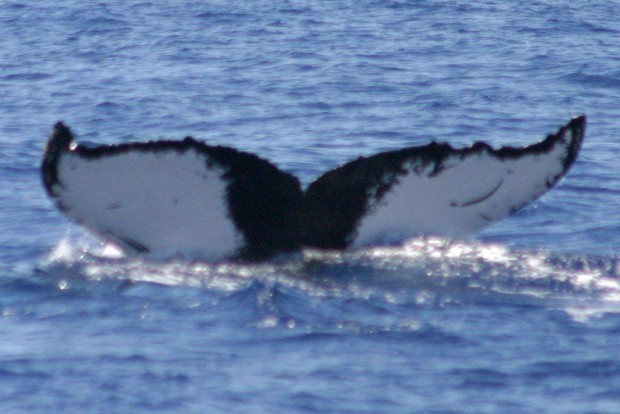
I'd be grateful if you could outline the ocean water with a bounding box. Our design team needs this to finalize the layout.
[2,1,620,412]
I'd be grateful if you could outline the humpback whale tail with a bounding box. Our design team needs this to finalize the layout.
[42,115,586,261]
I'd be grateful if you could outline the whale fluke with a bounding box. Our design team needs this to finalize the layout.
[42,123,303,260]
[42,116,585,260]
[303,115,585,248]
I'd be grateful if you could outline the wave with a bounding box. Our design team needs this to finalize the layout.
[37,236,620,316]
[1,72,53,82]
[558,65,620,89]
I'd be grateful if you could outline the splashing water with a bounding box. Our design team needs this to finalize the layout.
[38,235,620,322]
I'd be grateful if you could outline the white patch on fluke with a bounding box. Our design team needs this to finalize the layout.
[54,148,242,259]
[352,128,574,247]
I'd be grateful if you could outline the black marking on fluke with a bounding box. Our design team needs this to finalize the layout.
[42,115,586,261]
[450,180,504,208]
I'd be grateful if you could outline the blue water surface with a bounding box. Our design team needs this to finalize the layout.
[2,1,620,412]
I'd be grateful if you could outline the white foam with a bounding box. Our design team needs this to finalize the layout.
[352,131,571,247]
[54,147,243,260]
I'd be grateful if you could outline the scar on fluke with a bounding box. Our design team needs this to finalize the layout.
[42,115,586,261]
